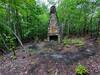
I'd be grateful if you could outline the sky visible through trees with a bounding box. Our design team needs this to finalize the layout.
[36,0,60,8]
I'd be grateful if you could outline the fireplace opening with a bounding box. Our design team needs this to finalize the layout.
[49,35,58,41]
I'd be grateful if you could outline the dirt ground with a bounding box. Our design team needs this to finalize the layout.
[0,38,100,75]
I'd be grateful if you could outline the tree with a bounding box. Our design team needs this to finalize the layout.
[57,0,100,38]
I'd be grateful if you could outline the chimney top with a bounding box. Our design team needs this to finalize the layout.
[50,6,56,14]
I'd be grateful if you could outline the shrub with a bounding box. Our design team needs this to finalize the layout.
[75,63,88,75]
[5,35,16,51]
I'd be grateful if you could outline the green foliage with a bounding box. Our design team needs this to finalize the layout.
[0,37,3,47]
[57,0,100,36]
[6,35,16,51]
[75,63,88,75]
[0,0,49,52]
[63,38,85,47]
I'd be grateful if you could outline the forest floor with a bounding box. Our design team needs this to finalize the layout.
[0,37,100,75]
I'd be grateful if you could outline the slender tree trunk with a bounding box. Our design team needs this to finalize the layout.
[90,15,93,38]
[15,9,22,40]
[12,31,25,50]
[95,19,100,40]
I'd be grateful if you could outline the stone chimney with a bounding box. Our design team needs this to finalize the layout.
[48,6,61,42]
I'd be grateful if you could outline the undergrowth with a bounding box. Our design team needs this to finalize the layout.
[75,63,88,75]
[63,38,85,47]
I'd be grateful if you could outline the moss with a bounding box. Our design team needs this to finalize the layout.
[28,49,41,55]
[31,61,38,65]
[0,55,3,60]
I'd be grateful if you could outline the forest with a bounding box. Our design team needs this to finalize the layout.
[0,0,100,75]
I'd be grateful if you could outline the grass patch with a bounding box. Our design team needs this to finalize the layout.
[28,49,41,55]
[63,38,85,47]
